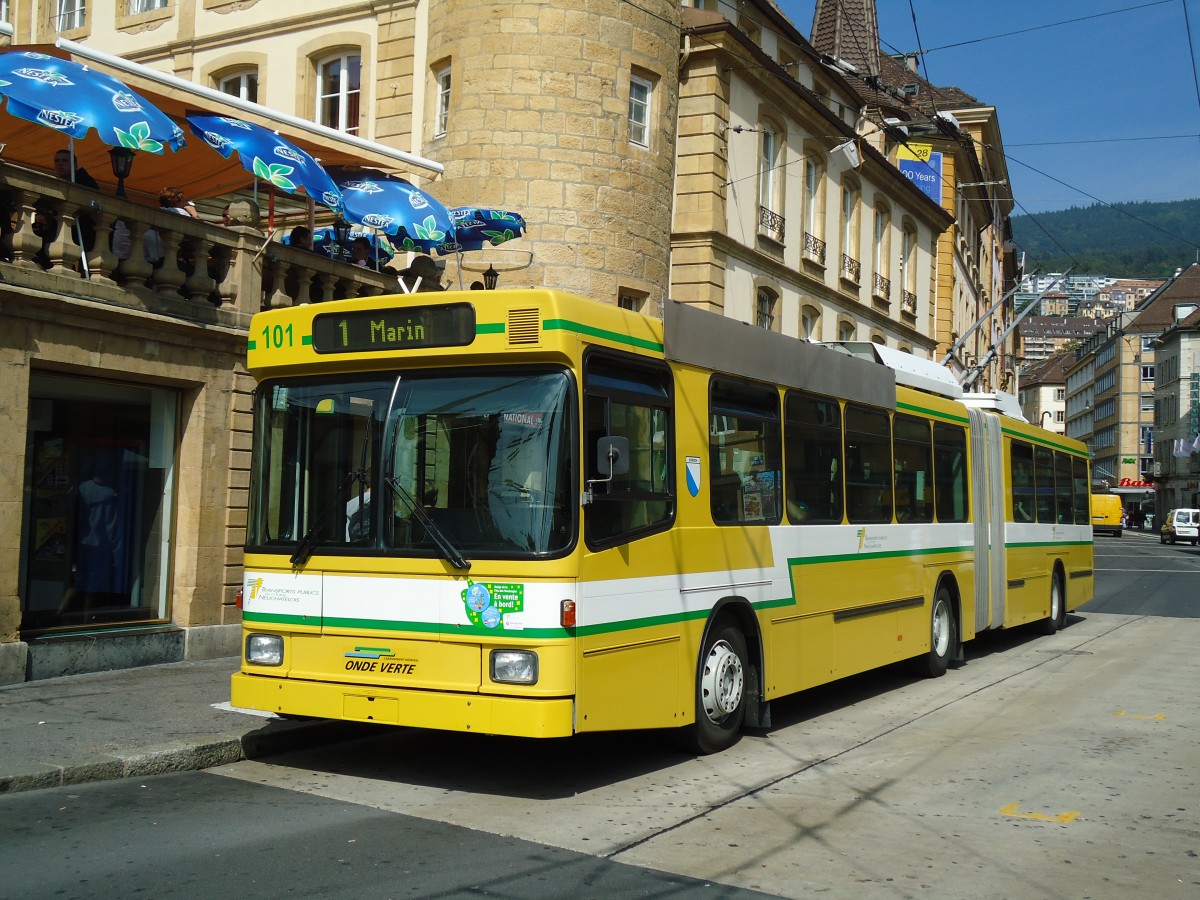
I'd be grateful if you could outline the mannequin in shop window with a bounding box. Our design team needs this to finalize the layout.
[57,463,122,618]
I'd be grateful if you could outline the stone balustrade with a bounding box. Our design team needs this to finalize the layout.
[0,161,401,328]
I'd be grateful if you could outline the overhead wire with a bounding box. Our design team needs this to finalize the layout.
[912,0,1176,55]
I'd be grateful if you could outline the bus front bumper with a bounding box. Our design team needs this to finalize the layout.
[230,672,575,738]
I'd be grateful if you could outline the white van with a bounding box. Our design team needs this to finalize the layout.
[1160,508,1200,545]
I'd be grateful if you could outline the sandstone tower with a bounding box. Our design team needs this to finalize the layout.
[423,0,680,310]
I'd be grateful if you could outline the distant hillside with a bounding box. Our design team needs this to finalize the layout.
[1010,198,1200,279]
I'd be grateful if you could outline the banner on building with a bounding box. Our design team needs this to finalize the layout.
[897,143,943,205]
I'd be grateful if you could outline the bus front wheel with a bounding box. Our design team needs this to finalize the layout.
[681,621,747,754]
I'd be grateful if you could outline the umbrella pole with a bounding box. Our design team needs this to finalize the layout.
[68,139,90,278]
[456,252,464,290]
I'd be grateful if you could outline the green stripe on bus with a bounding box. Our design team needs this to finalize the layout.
[243,610,570,639]
[543,318,664,352]
[790,544,970,566]
[477,322,506,334]
[302,334,312,345]
[1000,426,1086,455]
[247,339,257,350]
[895,400,969,424]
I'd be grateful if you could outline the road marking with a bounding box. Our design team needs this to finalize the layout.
[1113,710,1166,720]
[998,803,1081,823]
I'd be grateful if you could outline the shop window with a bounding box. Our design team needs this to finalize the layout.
[21,375,177,631]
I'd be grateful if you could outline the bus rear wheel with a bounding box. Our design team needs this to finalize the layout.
[1038,573,1064,635]
[681,621,747,755]
[915,587,954,678]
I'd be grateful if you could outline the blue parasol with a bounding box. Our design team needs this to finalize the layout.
[444,207,526,254]
[0,50,184,153]
[331,169,455,255]
[185,114,342,213]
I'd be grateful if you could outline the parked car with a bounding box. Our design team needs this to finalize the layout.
[1091,493,1124,538]
[1160,508,1200,545]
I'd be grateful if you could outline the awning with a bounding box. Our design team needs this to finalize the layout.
[2,40,442,205]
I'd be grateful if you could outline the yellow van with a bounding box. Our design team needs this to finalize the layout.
[1091,493,1124,537]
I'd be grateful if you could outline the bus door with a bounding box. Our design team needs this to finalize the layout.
[967,408,1006,632]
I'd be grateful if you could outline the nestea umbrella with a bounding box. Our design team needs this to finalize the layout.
[333,169,455,254]
[445,207,526,254]
[0,50,184,152]
[186,114,342,212]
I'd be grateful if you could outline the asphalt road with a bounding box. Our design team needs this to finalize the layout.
[3,532,1197,899]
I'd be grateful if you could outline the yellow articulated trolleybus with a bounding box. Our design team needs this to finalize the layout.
[231,289,1094,753]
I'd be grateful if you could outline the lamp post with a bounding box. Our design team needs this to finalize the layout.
[108,147,135,198]
[483,264,499,290]
[332,217,351,260]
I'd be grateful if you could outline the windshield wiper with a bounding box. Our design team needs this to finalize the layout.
[290,466,366,567]
[386,476,471,571]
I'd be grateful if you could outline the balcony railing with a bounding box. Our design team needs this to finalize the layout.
[902,290,918,315]
[802,231,825,265]
[873,272,891,301]
[840,253,860,284]
[758,205,785,243]
[1,161,398,328]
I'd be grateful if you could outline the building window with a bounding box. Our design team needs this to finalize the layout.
[21,374,178,631]
[838,320,855,342]
[840,180,860,283]
[618,288,647,312]
[758,121,784,242]
[802,152,826,261]
[629,74,652,148]
[127,0,167,12]
[434,65,451,137]
[800,304,820,340]
[316,52,361,134]
[1141,364,1155,382]
[218,69,259,104]
[873,204,891,299]
[55,0,85,30]
[756,286,777,331]
[1055,388,1065,401]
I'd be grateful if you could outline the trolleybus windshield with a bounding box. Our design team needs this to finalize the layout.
[247,369,576,559]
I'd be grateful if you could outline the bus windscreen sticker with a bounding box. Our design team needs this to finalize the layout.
[462,580,525,629]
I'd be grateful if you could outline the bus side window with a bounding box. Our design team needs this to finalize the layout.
[784,391,843,523]
[1034,446,1056,523]
[709,378,781,525]
[1010,440,1034,522]
[893,414,933,523]
[583,355,674,548]
[845,404,892,524]
[933,422,969,522]
[1071,455,1090,524]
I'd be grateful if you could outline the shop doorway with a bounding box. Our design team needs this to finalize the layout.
[20,375,178,631]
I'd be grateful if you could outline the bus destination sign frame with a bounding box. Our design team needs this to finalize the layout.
[312,303,476,354]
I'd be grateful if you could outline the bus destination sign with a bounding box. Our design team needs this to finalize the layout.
[311,304,476,354]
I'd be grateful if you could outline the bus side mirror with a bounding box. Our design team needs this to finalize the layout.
[597,436,629,477]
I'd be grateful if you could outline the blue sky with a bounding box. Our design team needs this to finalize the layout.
[777,1,1200,215]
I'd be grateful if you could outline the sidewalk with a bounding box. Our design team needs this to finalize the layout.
[0,657,369,794]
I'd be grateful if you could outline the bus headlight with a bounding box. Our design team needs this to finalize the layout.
[490,649,538,685]
[245,633,284,667]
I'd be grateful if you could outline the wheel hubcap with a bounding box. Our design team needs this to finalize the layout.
[1051,580,1062,620]
[932,600,950,656]
[701,640,744,724]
